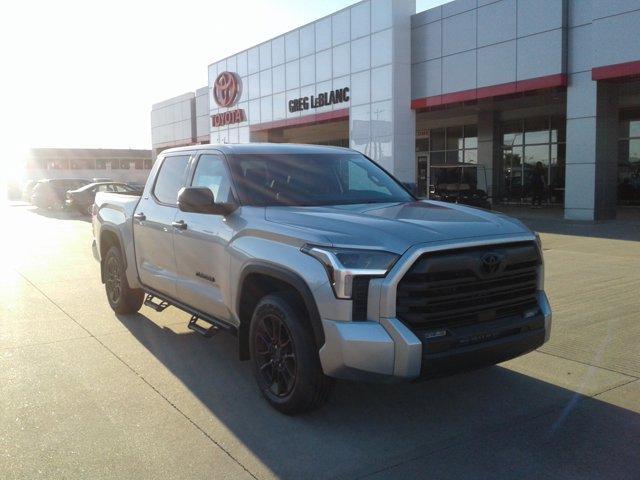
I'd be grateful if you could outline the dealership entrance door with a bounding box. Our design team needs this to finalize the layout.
[251,118,349,147]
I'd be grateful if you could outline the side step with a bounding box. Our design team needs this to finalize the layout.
[188,315,219,338]
[144,294,171,312]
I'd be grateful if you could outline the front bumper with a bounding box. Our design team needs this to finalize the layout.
[319,290,551,382]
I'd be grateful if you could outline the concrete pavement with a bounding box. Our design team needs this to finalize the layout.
[1,204,639,479]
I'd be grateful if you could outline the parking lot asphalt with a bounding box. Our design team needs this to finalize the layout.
[1,204,639,480]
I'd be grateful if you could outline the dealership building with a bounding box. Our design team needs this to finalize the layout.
[151,0,640,220]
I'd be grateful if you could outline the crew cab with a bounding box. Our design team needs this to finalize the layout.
[92,144,551,414]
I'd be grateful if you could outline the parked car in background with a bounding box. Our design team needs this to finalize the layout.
[31,178,91,210]
[66,182,142,215]
[21,180,39,203]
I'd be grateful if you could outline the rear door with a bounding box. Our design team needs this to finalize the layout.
[172,151,237,322]
[133,153,191,298]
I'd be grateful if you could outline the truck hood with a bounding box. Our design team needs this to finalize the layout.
[265,201,531,254]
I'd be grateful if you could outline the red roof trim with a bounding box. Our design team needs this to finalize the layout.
[249,108,349,132]
[411,73,567,111]
[592,60,640,81]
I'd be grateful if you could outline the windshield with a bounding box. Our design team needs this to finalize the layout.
[227,153,413,206]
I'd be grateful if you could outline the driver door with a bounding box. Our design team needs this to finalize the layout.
[173,152,237,322]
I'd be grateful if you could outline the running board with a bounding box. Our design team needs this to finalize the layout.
[188,315,219,338]
[144,294,171,312]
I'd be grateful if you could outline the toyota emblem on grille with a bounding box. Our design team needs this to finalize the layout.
[480,252,502,275]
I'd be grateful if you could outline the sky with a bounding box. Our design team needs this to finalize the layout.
[2,0,443,155]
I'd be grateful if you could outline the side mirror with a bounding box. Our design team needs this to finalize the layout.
[177,187,236,215]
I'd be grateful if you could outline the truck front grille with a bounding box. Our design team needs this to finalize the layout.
[396,242,540,330]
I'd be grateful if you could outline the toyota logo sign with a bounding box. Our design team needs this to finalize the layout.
[213,71,241,107]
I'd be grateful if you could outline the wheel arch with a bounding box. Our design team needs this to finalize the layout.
[99,226,126,284]
[236,262,325,361]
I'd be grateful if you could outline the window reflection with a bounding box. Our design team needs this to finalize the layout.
[618,110,640,205]
[415,124,479,197]
[498,116,566,205]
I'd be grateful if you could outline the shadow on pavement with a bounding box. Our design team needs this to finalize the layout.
[27,206,91,223]
[495,205,640,242]
[115,312,640,480]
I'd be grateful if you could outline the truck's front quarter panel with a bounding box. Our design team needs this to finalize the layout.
[93,195,142,290]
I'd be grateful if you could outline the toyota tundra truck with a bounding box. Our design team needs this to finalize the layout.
[92,143,551,414]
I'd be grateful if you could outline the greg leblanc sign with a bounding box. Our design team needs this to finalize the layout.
[288,87,350,113]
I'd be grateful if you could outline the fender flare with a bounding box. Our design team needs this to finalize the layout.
[98,225,127,283]
[237,262,326,353]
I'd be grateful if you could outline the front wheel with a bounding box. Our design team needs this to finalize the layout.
[104,246,144,314]
[250,293,333,414]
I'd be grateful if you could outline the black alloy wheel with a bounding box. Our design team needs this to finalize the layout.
[105,254,122,305]
[249,293,333,414]
[254,314,297,397]
[103,246,144,314]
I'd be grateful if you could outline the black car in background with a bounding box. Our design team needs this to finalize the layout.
[31,178,91,209]
[66,182,142,215]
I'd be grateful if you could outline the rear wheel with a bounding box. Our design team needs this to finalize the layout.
[104,246,144,314]
[250,293,333,414]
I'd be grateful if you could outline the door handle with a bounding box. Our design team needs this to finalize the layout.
[133,212,146,221]
[172,220,188,230]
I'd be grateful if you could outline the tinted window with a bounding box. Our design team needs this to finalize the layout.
[153,155,190,204]
[191,154,233,203]
[228,153,412,206]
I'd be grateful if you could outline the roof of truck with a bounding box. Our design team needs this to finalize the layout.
[161,143,352,156]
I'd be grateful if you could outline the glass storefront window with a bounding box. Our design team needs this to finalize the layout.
[446,126,463,150]
[416,137,430,152]
[550,117,566,143]
[430,151,445,165]
[464,125,478,149]
[524,118,550,145]
[415,124,480,197]
[446,151,459,164]
[430,128,445,151]
[464,149,478,164]
[498,116,565,205]
[618,110,640,205]
[502,121,523,146]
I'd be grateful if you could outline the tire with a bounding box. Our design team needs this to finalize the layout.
[249,293,333,415]
[103,246,144,314]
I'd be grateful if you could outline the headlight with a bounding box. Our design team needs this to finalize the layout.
[301,245,399,299]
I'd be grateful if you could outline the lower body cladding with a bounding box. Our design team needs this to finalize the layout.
[319,291,551,382]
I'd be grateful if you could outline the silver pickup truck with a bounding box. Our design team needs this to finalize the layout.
[92,143,551,414]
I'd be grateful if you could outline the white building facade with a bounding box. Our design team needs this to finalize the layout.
[152,0,640,221]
